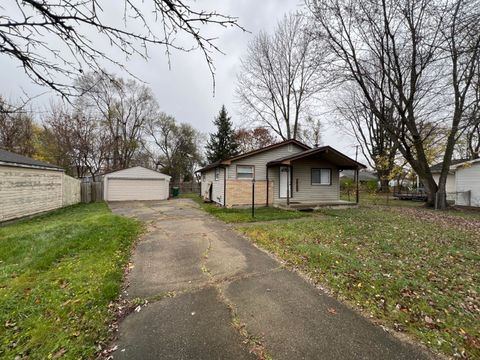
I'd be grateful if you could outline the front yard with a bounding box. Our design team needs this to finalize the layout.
[238,206,480,358]
[0,203,141,359]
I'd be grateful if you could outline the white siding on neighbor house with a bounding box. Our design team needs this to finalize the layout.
[104,166,171,201]
[455,162,480,207]
[227,143,305,180]
[0,165,64,222]
[200,167,225,205]
[432,173,456,193]
[271,158,340,204]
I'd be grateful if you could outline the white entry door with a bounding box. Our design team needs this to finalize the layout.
[279,166,290,198]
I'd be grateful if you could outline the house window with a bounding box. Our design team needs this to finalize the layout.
[202,173,206,182]
[215,168,220,181]
[236,165,254,180]
[311,168,331,185]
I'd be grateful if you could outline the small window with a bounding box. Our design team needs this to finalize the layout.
[215,168,220,181]
[236,165,254,179]
[312,168,331,185]
[202,173,206,182]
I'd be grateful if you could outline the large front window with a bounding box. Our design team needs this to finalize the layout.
[311,168,331,185]
[236,165,254,179]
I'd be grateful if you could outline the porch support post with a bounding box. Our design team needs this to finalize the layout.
[355,167,359,204]
[266,166,269,207]
[286,165,290,206]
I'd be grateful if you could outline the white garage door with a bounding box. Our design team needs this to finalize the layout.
[106,178,168,201]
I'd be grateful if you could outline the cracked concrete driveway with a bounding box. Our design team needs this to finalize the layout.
[109,199,432,360]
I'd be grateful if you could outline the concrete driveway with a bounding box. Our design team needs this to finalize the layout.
[109,199,432,360]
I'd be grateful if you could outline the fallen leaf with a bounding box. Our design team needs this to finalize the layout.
[52,348,67,359]
[327,308,337,315]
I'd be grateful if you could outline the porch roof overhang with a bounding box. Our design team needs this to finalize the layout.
[266,146,367,170]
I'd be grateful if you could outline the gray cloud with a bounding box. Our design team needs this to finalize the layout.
[0,0,361,161]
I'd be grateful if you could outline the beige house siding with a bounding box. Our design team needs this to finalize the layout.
[227,143,305,180]
[200,167,225,205]
[455,162,480,207]
[63,175,81,206]
[271,158,340,205]
[0,165,64,222]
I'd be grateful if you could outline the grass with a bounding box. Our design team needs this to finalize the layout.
[239,206,480,358]
[179,193,311,223]
[0,203,141,359]
[341,191,425,207]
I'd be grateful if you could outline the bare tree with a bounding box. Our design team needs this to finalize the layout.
[308,0,480,208]
[76,72,158,170]
[145,112,202,183]
[335,87,399,192]
[44,103,109,178]
[298,115,323,147]
[0,97,35,156]
[236,12,325,140]
[1,0,244,96]
[235,127,276,153]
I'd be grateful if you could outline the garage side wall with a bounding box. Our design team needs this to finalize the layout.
[0,165,63,222]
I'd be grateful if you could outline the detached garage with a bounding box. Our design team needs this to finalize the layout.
[104,166,171,201]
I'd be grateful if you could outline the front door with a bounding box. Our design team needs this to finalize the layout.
[279,166,290,198]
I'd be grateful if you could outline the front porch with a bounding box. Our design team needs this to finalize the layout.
[266,146,366,208]
[276,200,358,211]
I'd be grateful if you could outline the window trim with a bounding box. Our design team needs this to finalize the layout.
[235,164,255,180]
[311,168,332,186]
[214,167,220,181]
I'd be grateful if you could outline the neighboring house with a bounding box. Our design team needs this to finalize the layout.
[0,149,80,222]
[197,139,365,208]
[103,166,171,201]
[430,158,480,207]
[340,169,377,182]
[430,159,468,194]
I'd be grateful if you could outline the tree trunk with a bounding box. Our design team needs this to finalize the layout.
[379,178,389,193]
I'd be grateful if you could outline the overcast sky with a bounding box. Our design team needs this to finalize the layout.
[0,0,360,160]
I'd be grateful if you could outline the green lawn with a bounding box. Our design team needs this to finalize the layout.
[179,193,311,223]
[239,206,480,359]
[0,203,141,359]
[341,191,425,207]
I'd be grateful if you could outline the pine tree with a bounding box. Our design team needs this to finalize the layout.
[206,105,239,163]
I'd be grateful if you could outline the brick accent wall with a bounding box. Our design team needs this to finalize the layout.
[226,180,272,207]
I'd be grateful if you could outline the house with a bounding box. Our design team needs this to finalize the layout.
[103,166,171,201]
[197,139,366,208]
[430,158,480,207]
[0,148,80,222]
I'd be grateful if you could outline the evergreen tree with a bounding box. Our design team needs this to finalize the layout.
[206,105,239,162]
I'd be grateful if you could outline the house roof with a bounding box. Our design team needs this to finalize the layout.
[196,139,310,173]
[0,148,63,171]
[430,158,470,173]
[267,146,366,169]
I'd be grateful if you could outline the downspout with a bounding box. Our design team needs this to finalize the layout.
[224,167,227,207]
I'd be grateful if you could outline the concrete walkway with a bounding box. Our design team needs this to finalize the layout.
[109,199,432,360]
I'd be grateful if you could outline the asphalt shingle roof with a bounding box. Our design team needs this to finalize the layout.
[0,148,63,170]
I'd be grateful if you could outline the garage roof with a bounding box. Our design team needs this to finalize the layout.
[0,148,63,171]
[104,166,171,180]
